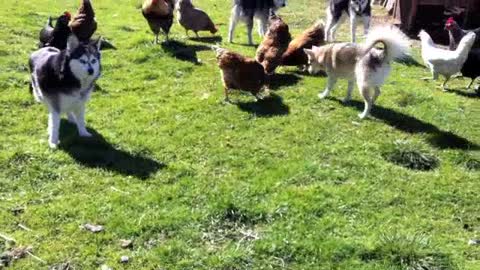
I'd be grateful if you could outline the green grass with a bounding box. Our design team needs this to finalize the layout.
[1,0,479,269]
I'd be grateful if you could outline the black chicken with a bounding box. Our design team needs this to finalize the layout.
[445,17,480,89]
[38,12,72,50]
[460,49,480,89]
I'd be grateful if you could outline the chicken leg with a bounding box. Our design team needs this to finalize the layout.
[466,78,475,89]
[442,76,451,90]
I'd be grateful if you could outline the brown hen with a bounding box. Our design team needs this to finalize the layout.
[256,14,291,75]
[282,21,325,67]
[214,46,268,102]
[69,0,97,42]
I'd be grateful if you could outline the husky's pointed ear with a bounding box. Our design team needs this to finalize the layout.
[304,49,315,60]
[94,36,102,51]
[66,35,80,53]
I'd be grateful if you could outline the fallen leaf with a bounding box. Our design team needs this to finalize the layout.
[49,262,73,270]
[100,264,112,270]
[468,239,480,246]
[10,246,32,259]
[120,239,133,249]
[120,255,129,263]
[81,224,104,233]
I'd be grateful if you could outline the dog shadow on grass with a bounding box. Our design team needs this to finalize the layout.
[268,73,302,90]
[236,93,290,117]
[59,121,166,179]
[161,40,211,64]
[332,99,479,150]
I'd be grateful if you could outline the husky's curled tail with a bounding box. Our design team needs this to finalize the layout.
[360,25,411,63]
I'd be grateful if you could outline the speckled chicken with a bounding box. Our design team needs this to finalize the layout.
[256,14,291,74]
[142,0,175,44]
[69,0,97,41]
[176,0,217,37]
[213,46,268,102]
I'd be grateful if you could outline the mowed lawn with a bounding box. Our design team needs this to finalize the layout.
[1,0,479,269]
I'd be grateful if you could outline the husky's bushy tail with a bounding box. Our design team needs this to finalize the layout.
[362,25,411,63]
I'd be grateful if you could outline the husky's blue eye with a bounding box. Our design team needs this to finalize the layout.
[91,59,97,64]
[80,59,87,64]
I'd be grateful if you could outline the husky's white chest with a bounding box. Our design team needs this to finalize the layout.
[57,87,93,113]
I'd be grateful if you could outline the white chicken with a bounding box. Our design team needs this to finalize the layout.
[418,30,476,89]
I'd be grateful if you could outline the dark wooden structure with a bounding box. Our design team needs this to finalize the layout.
[386,0,480,33]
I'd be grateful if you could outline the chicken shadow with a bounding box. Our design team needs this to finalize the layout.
[268,73,302,90]
[161,40,211,64]
[236,93,290,117]
[189,36,222,43]
[332,99,479,150]
[444,88,480,99]
[288,69,327,77]
[58,121,166,179]
[393,54,424,67]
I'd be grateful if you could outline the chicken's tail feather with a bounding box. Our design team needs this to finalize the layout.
[46,16,53,27]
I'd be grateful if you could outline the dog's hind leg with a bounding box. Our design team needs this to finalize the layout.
[319,76,337,99]
[362,15,370,37]
[257,15,268,37]
[325,7,337,42]
[349,11,358,43]
[73,104,92,137]
[48,111,61,148]
[228,7,239,43]
[372,86,381,103]
[358,86,372,119]
[67,112,76,124]
[343,80,354,103]
[246,19,254,45]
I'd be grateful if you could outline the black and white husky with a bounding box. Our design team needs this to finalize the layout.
[29,35,102,148]
[325,0,371,43]
[228,0,287,45]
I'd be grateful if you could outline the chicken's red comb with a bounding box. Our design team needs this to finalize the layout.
[446,17,455,23]
[64,11,71,18]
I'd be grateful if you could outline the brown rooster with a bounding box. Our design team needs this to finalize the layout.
[256,14,292,75]
[281,20,325,68]
[213,46,268,102]
[142,0,175,44]
[69,0,97,42]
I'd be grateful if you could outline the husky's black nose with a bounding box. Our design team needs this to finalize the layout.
[87,68,94,75]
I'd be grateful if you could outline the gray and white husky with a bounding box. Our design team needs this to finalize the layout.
[228,0,287,45]
[29,35,102,148]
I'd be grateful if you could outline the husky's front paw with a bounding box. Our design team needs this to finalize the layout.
[79,131,93,137]
[342,97,351,103]
[358,113,368,119]
[49,140,59,149]
[318,92,329,99]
